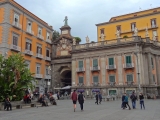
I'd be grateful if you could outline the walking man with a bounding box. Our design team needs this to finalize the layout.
[121,93,126,108]
[139,93,145,109]
[78,92,85,111]
[71,90,77,112]
[130,91,137,109]
[123,93,131,110]
[95,92,99,105]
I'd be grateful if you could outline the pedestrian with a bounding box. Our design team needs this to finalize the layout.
[95,92,99,105]
[99,92,102,104]
[130,91,137,109]
[78,92,85,111]
[123,93,131,110]
[71,90,78,112]
[121,93,126,108]
[139,93,145,110]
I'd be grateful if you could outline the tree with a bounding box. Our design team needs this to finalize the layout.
[0,53,35,102]
[123,35,128,38]
[52,30,60,41]
[74,37,81,43]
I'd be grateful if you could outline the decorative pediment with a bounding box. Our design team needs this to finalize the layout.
[57,38,72,51]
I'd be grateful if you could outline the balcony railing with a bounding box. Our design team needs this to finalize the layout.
[90,66,100,71]
[46,39,52,44]
[92,82,99,86]
[35,74,43,78]
[36,53,43,59]
[151,24,158,28]
[26,28,34,36]
[109,82,116,86]
[45,75,51,79]
[10,44,21,52]
[76,68,85,72]
[12,22,22,29]
[24,50,33,56]
[106,65,116,70]
[77,83,84,86]
[126,81,134,85]
[37,34,44,40]
[45,56,51,61]
[123,63,134,69]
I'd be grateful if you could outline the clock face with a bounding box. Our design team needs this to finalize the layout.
[62,30,68,34]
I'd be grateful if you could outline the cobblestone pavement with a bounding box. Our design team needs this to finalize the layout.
[0,99,160,120]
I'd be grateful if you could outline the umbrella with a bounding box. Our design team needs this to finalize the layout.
[61,85,71,89]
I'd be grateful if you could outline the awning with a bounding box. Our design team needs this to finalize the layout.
[77,89,85,92]
[92,89,100,92]
[54,87,62,90]
[61,85,71,90]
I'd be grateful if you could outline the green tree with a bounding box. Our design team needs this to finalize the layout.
[0,53,35,102]
[52,30,60,41]
[74,37,81,43]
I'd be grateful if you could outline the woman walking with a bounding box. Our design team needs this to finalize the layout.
[139,93,145,110]
[71,90,78,112]
[78,92,85,111]
[123,93,131,110]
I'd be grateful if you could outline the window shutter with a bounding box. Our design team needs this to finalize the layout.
[40,48,42,54]
[109,58,114,65]
[93,59,98,67]
[93,76,98,83]
[30,43,32,50]
[79,77,83,83]
[37,47,39,53]
[79,61,83,68]
[109,76,115,82]
[126,56,131,64]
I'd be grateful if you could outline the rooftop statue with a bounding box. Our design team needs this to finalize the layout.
[116,30,120,38]
[73,38,76,45]
[134,27,138,36]
[145,27,149,37]
[63,16,68,26]
[86,36,90,43]
[100,33,105,41]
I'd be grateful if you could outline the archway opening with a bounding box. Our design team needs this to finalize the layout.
[61,70,71,87]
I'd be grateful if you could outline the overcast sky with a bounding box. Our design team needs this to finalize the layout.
[15,0,160,43]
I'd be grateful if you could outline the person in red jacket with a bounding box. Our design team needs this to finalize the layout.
[71,90,77,112]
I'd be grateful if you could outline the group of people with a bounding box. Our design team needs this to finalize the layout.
[121,92,145,110]
[23,94,32,104]
[95,92,102,105]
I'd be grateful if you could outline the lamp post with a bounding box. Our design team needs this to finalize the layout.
[134,44,141,93]
[48,66,51,92]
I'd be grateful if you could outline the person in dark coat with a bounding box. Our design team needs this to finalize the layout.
[95,92,99,105]
[99,92,102,104]
[4,97,12,111]
[71,90,77,112]
[130,91,137,109]
[122,93,126,108]
[139,93,145,109]
[78,92,85,111]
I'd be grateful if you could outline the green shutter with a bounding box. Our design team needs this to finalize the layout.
[109,75,115,82]
[79,61,83,68]
[109,58,114,65]
[93,59,98,67]
[126,56,131,64]
[93,76,98,83]
[79,77,83,83]
[127,74,133,82]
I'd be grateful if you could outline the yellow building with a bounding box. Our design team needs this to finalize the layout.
[0,0,53,94]
[96,7,160,41]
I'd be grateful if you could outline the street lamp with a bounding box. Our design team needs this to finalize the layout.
[47,66,51,92]
[134,43,141,93]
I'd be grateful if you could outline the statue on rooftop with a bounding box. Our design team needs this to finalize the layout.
[86,36,90,43]
[73,38,76,45]
[100,33,105,41]
[145,27,149,37]
[116,30,120,38]
[133,27,138,36]
[63,16,68,26]
[153,34,157,41]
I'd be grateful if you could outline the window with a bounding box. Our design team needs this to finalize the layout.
[79,77,84,83]
[109,58,114,65]
[127,74,133,82]
[151,57,154,69]
[14,13,19,23]
[13,36,18,46]
[152,30,157,37]
[36,64,41,74]
[109,75,115,83]
[93,76,99,83]
[126,56,132,64]
[151,19,156,28]
[27,21,32,31]
[116,25,121,31]
[25,61,30,69]
[37,46,42,54]
[93,59,98,67]
[131,23,136,31]
[25,42,32,50]
[100,29,104,34]
[109,90,116,95]
[78,61,83,68]
[46,49,50,57]
[47,32,50,39]
[38,27,42,35]
[46,66,49,75]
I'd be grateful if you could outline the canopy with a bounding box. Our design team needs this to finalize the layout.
[61,85,71,90]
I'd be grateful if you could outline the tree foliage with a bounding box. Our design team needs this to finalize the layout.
[74,37,81,43]
[52,30,60,41]
[0,53,35,102]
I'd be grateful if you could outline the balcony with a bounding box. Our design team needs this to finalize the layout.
[35,74,43,78]
[10,44,21,52]
[45,75,51,79]
[46,39,52,44]
[90,66,100,71]
[24,50,33,56]
[12,22,22,29]
[37,34,44,40]
[108,82,116,86]
[151,24,158,28]
[106,65,116,70]
[26,28,34,36]
[123,63,134,69]
[77,83,84,86]
[76,68,85,72]
[126,81,134,86]
[45,56,51,61]
[92,82,99,86]
[36,53,43,59]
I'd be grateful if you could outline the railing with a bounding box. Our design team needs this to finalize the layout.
[77,83,84,86]
[90,66,100,71]
[45,56,51,61]
[106,65,116,70]
[36,54,43,59]
[92,82,99,86]
[26,28,34,35]
[126,81,134,85]
[46,39,52,44]
[123,63,134,69]
[76,68,85,72]
[12,22,22,29]
[10,44,21,52]
[24,50,33,56]
[37,34,44,40]
[109,82,116,86]
[45,75,51,79]
[35,74,43,78]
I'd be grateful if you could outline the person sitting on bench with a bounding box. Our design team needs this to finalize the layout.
[4,97,12,111]
[41,94,48,106]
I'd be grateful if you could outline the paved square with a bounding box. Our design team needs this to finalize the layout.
[0,99,160,120]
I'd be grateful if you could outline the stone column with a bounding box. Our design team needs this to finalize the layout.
[147,53,153,84]
[117,54,123,85]
[100,57,106,85]
[155,56,160,85]
[86,58,90,86]
[72,60,76,86]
